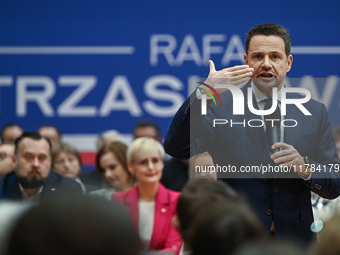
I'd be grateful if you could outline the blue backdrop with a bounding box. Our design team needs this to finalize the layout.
[0,0,339,147]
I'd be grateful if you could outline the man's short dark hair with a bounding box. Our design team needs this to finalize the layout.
[177,179,237,243]
[39,125,62,138]
[133,120,161,138]
[15,132,52,155]
[246,23,291,57]
[0,123,23,142]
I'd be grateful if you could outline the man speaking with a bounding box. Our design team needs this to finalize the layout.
[164,23,340,244]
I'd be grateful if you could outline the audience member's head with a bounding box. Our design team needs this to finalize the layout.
[333,126,340,160]
[312,212,340,255]
[126,137,164,186]
[6,195,139,255]
[175,179,237,252]
[51,143,82,180]
[96,141,135,191]
[96,129,124,149]
[0,143,15,178]
[127,137,164,164]
[38,125,62,149]
[1,123,23,143]
[133,120,161,141]
[14,132,52,191]
[191,199,265,255]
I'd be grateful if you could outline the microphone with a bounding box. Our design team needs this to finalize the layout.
[264,105,281,154]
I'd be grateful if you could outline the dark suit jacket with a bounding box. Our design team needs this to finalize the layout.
[164,81,340,244]
[113,183,182,254]
[0,171,83,201]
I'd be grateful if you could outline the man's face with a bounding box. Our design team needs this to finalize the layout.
[244,35,293,97]
[134,127,159,141]
[14,138,51,189]
[0,144,15,178]
[2,126,23,143]
[38,127,60,148]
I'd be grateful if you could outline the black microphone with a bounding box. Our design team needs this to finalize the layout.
[264,105,281,154]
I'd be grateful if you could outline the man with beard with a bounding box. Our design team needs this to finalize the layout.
[0,132,82,202]
[164,23,340,244]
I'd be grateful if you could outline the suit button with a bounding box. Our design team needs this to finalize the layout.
[273,188,278,193]
[314,184,322,190]
[266,209,272,216]
[184,104,190,114]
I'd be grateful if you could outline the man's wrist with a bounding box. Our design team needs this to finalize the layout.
[298,156,313,180]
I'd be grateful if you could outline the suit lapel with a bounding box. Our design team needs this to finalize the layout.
[122,186,140,228]
[150,183,169,250]
[2,172,22,200]
[41,173,59,199]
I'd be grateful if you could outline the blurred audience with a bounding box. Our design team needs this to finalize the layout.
[174,179,237,255]
[133,120,161,141]
[91,141,135,200]
[0,143,15,179]
[38,125,62,149]
[0,132,82,202]
[113,137,182,254]
[5,194,139,255]
[0,123,23,143]
[234,240,306,255]
[0,201,33,255]
[311,212,340,255]
[51,143,99,194]
[190,199,265,255]
[81,129,124,188]
[97,129,124,149]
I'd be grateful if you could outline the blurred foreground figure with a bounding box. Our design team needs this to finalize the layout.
[174,179,237,254]
[311,212,340,255]
[5,194,139,255]
[234,240,306,255]
[191,200,265,255]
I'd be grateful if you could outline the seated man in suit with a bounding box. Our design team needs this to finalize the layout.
[164,23,340,244]
[0,132,82,202]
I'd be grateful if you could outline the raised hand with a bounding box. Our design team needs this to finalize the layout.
[200,60,253,95]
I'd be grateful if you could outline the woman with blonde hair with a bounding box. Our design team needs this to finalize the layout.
[113,137,182,254]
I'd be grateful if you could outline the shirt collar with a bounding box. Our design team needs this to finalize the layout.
[251,81,282,103]
[18,183,44,202]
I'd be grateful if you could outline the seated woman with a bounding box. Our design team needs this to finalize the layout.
[113,137,182,254]
[92,141,135,200]
[51,143,98,194]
